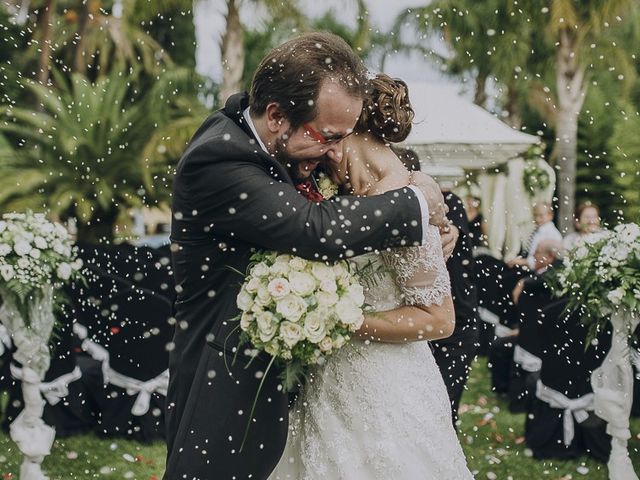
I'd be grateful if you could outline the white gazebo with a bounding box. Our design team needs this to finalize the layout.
[403,83,553,259]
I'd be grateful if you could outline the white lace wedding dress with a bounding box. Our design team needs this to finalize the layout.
[271,226,473,479]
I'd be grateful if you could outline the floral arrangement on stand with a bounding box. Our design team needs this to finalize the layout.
[233,251,365,449]
[549,223,640,480]
[522,146,551,198]
[0,212,83,480]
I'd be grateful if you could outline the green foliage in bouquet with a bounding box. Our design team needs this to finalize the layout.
[547,224,640,343]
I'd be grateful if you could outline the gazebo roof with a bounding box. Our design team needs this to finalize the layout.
[403,83,539,169]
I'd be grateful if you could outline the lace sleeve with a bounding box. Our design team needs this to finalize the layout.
[381,225,451,307]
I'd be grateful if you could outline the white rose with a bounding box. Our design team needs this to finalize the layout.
[240,312,253,330]
[52,241,66,255]
[316,291,339,308]
[607,288,625,306]
[29,248,41,259]
[335,298,364,328]
[267,278,291,299]
[264,341,280,357]
[0,244,11,256]
[72,258,84,270]
[255,284,272,306]
[345,284,365,307]
[257,311,279,342]
[303,310,327,343]
[279,321,304,348]
[274,254,292,264]
[252,262,269,278]
[319,278,338,293]
[57,262,73,280]
[319,336,333,352]
[34,236,47,250]
[17,257,30,269]
[270,262,290,276]
[237,288,254,311]
[574,246,588,259]
[0,264,14,281]
[40,222,54,234]
[276,294,308,322]
[289,271,317,297]
[289,257,307,271]
[333,334,346,349]
[13,240,31,256]
[54,223,68,238]
[245,277,261,294]
[311,263,335,281]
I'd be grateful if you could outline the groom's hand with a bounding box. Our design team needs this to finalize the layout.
[410,172,448,226]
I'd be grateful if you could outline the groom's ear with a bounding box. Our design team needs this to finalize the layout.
[265,102,288,134]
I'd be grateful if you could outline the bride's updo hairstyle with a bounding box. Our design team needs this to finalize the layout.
[355,74,415,143]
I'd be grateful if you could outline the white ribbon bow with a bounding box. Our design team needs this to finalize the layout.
[513,345,542,373]
[104,366,169,416]
[536,380,594,446]
[10,363,83,406]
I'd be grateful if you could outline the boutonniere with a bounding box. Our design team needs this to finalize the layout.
[317,173,338,199]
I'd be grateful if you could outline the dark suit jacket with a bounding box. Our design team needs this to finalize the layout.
[164,93,425,479]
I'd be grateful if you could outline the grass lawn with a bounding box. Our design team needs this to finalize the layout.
[0,358,638,479]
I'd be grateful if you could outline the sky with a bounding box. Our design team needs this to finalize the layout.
[193,0,461,88]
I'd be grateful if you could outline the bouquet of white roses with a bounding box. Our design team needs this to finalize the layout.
[0,212,83,315]
[549,223,640,340]
[233,250,365,449]
[235,251,365,388]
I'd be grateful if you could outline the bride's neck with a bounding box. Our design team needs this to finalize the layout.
[340,134,389,196]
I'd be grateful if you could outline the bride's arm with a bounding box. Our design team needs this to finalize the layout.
[354,155,455,343]
[357,299,455,343]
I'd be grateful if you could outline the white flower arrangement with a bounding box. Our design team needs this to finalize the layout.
[233,250,365,450]
[549,224,640,339]
[0,212,83,309]
[235,251,364,388]
[317,173,338,200]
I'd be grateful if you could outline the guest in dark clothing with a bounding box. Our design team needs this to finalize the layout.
[431,191,479,426]
[394,148,479,426]
[465,196,489,250]
[488,239,563,395]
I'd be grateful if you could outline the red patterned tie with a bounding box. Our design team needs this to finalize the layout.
[296,180,325,202]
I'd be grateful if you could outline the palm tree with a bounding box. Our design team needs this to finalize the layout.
[535,0,636,231]
[218,0,305,106]
[0,68,206,242]
[397,0,534,116]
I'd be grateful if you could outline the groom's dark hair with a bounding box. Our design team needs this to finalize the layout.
[249,32,368,129]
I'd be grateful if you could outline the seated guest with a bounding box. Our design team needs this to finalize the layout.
[465,195,489,251]
[563,201,602,251]
[489,239,563,394]
[508,202,562,271]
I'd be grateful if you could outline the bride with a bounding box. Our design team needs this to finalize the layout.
[270,74,473,479]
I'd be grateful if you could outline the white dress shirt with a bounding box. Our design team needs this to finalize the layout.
[242,107,430,245]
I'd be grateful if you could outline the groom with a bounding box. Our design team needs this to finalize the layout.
[164,32,455,480]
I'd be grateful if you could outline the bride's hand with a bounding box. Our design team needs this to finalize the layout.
[440,223,458,260]
[409,172,448,226]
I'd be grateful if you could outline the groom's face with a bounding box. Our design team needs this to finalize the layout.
[274,82,362,183]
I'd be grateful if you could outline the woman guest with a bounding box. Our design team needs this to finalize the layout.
[563,202,602,250]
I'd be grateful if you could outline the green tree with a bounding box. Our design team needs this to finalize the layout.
[0,68,206,242]
[218,0,305,106]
